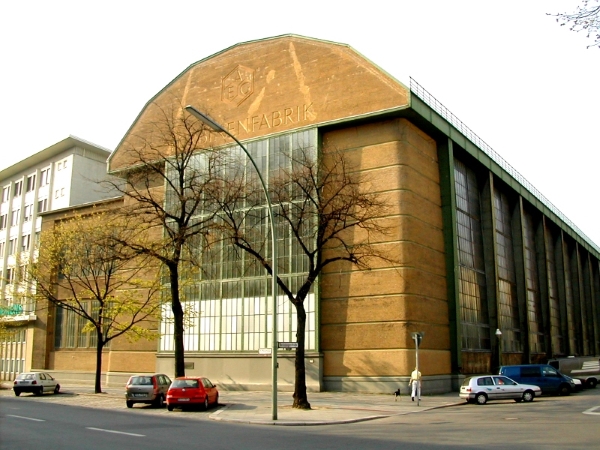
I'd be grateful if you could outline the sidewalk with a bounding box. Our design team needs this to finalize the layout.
[209,391,464,426]
[0,381,464,426]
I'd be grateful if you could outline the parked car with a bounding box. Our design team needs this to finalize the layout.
[166,377,219,411]
[460,375,541,405]
[564,374,584,391]
[13,372,60,396]
[549,356,599,388]
[499,364,576,396]
[125,373,172,408]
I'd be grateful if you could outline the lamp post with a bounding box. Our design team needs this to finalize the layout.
[185,105,279,420]
[495,328,503,368]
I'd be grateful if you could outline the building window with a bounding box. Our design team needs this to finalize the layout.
[0,214,7,230]
[21,234,30,252]
[1,186,9,203]
[26,174,36,192]
[14,181,22,197]
[63,159,68,169]
[37,198,48,214]
[54,301,103,349]
[55,190,60,199]
[23,205,33,222]
[39,168,50,187]
[6,267,15,284]
[10,209,20,227]
[57,162,62,171]
[60,188,65,197]
[8,238,17,254]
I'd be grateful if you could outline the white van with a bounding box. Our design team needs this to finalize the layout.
[548,356,599,388]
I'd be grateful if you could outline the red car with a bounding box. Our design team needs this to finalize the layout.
[166,377,219,411]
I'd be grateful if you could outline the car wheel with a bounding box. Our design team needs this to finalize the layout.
[54,384,60,394]
[558,384,571,396]
[34,387,43,396]
[126,401,134,408]
[475,393,487,405]
[155,395,164,408]
[167,405,174,412]
[203,397,209,411]
[14,390,21,397]
[214,393,219,407]
[587,378,597,389]
[522,390,534,402]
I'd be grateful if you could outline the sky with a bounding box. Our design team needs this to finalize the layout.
[1,0,598,246]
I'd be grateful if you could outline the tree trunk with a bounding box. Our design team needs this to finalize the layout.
[292,302,310,409]
[94,329,103,394]
[169,264,186,378]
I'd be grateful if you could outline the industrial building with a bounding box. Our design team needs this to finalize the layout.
[16,35,600,393]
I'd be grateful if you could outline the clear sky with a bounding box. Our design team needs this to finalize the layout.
[1,0,598,246]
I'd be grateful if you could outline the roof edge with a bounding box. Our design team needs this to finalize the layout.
[1,135,111,181]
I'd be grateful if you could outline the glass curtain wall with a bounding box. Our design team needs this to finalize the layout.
[454,159,490,350]
[544,226,564,355]
[493,189,522,353]
[522,211,544,354]
[160,129,318,353]
[562,240,577,354]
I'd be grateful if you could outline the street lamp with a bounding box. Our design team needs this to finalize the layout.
[185,105,279,420]
[495,328,503,367]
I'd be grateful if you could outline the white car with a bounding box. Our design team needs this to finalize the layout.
[460,375,541,405]
[13,372,60,396]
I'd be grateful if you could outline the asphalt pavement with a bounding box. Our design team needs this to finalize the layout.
[0,381,464,426]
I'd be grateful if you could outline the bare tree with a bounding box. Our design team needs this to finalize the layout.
[549,0,600,48]
[213,146,391,409]
[105,101,222,378]
[30,211,162,393]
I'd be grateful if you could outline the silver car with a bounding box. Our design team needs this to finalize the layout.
[13,372,60,396]
[460,375,541,405]
[125,373,172,408]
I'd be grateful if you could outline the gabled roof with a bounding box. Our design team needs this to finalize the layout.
[108,34,410,172]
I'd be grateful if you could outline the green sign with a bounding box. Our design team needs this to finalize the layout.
[0,304,23,316]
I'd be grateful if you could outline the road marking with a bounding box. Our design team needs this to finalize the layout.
[86,427,145,437]
[583,406,600,415]
[7,415,45,422]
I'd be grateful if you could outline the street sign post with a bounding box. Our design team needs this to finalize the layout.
[277,342,298,349]
[411,332,424,406]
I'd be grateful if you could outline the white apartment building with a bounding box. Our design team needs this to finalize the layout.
[0,136,115,380]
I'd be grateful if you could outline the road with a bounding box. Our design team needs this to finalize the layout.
[1,388,598,449]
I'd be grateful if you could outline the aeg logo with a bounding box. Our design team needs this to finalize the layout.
[221,65,254,106]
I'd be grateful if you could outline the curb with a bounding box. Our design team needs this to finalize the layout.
[207,404,390,426]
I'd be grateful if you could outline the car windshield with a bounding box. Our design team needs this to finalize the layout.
[130,376,153,385]
[16,373,35,380]
[171,379,199,388]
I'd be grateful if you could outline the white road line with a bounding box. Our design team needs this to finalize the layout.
[86,427,145,437]
[7,415,45,422]
[582,406,600,415]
